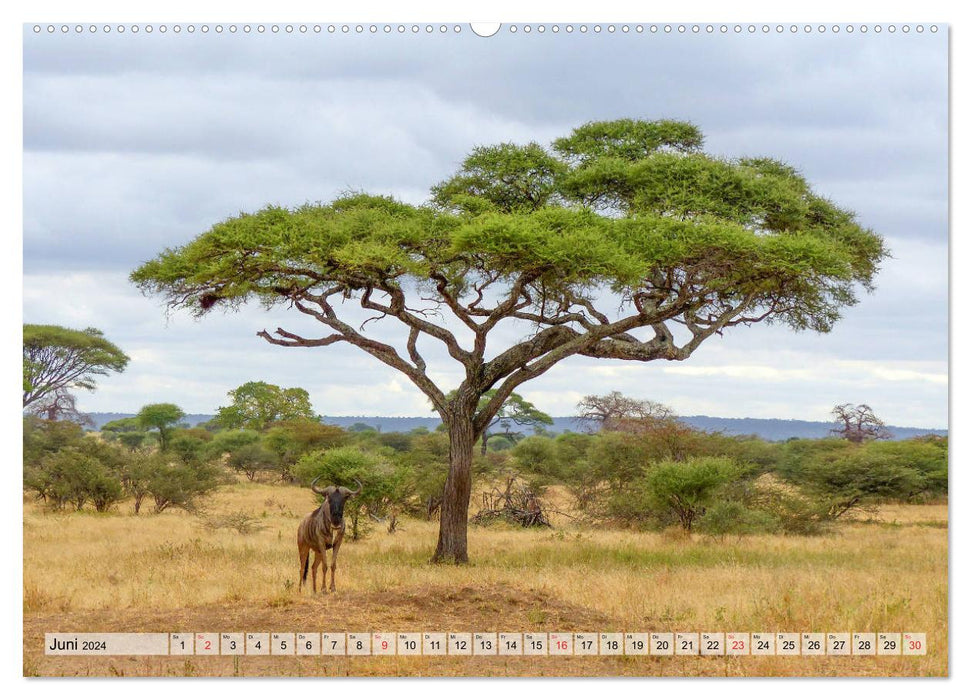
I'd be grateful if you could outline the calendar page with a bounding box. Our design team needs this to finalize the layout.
[22,19,948,679]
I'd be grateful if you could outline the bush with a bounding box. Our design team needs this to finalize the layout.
[800,449,926,518]
[863,438,948,500]
[25,447,124,512]
[643,457,739,531]
[294,447,416,539]
[227,442,279,481]
[23,416,85,466]
[118,452,168,514]
[263,419,347,480]
[205,429,261,459]
[697,501,778,537]
[198,510,267,534]
[146,460,223,513]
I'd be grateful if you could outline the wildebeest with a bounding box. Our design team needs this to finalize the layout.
[297,477,362,593]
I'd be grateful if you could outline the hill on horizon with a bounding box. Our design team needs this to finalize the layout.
[82,412,946,442]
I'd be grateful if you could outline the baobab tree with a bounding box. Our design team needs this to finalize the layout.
[131,118,888,563]
[831,403,892,443]
[576,391,674,432]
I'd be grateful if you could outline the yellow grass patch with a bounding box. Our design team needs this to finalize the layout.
[23,483,947,677]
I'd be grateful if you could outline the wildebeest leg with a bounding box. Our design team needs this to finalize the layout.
[298,542,311,591]
[321,548,330,593]
[329,536,343,592]
[311,551,323,594]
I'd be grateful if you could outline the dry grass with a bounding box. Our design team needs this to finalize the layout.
[22,481,948,677]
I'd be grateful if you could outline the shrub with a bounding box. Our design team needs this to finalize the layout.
[23,416,85,466]
[198,510,267,534]
[295,447,416,539]
[697,501,778,537]
[227,442,279,481]
[146,460,223,513]
[205,429,261,459]
[25,447,124,512]
[643,457,739,531]
[800,449,926,518]
[118,452,168,514]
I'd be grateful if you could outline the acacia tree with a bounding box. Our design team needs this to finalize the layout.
[23,325,129,408]
[457,389,553,454]
[214,380,315,431]
[131,118,887,563]
[831,403,892,444]
[136,403,186,451]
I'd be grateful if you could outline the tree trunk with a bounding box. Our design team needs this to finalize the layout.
[480,433,490,456]
[433,413,476,564]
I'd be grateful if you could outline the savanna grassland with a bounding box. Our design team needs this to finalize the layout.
[23,479,947,678]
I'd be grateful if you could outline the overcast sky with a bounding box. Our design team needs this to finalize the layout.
[22,25,948,428]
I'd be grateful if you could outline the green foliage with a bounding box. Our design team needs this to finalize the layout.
[643,457,740,531]
[118,432,150,452]
[432,142,567,213]
[117,452,168,514]
[394,431,450,517]
[864,438,948,499]
[262,419,347,480]
[23,324,129,409]
[227,442,279,481]
[294,447,416,539]
[100,417,142,435]
[472,390,553,454]
[777,436,946,512]
[168,433,208,466]
[799,448,929,518]
[206,429,261,456]
[136,403,186,451]
[145,460,223,513]
[131,119,886,336]
[214,381,315,431]
[23,416,86,466]
[24,443,125,512]
[696,501,779,538]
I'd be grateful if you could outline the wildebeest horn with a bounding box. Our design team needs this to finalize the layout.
[309,476,328,495]
[347,478,363,496]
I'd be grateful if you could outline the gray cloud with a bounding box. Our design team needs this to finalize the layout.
[22,27,948,428]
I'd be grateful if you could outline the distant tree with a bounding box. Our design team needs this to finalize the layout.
[214,381,315,431]
[576,391,674,431]
[25,387,94,427]
[22,324,129,408]
[100,417,142,436]
[132,119,888,563]
[118,452,166,513]
[831,403,892,444]
[118,432,149,452]
[136,403,186,451]
[263,419,347,481]
[348,423,377,433]
[475,390,553,455]
[101,417,152,452]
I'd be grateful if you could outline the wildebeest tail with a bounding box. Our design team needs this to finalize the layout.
[301,553,310,582]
